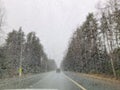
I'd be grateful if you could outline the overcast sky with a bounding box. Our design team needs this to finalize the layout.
[3,0,104,67]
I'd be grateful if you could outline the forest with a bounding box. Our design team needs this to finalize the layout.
[61,0,120,79]
[0,28,57,78]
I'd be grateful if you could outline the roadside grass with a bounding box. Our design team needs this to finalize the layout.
[76,72,120,84]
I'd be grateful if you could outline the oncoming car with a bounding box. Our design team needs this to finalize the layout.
[56,68,61,73]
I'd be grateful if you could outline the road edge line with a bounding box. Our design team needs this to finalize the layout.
[63,73,87,90]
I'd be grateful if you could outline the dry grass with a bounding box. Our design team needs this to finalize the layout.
[76,72,120,84]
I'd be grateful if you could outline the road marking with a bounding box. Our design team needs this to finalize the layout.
[63,73,87,90]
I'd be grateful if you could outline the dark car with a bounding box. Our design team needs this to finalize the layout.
[56,68,61,73]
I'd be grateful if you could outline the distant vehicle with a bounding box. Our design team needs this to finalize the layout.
[56,68,61,73]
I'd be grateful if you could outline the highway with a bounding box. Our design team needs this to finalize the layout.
[0,71,120,90]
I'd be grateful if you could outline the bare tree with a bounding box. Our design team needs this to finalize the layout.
[0,0,4,31]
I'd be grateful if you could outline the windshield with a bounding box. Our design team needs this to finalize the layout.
[0,0,120,90]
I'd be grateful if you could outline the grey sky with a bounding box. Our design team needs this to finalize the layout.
[3,0,104,67]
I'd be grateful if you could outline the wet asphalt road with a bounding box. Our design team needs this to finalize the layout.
[0,71,120,90]
[29,72,81,90]
[0,71,82,90]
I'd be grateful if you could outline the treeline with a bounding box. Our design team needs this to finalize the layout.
[0,28,57,78]
[61,0,120,78]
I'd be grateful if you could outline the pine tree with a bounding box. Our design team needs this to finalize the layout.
[24,32,45,73]
[5,28,25,76]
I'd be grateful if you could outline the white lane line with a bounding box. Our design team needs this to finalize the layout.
[63,73,87,90]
